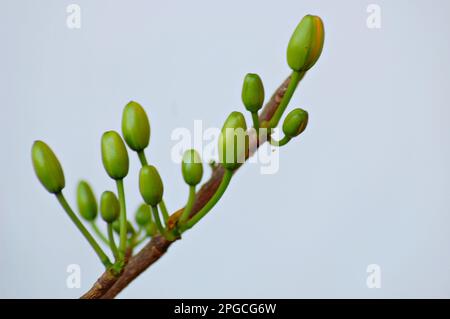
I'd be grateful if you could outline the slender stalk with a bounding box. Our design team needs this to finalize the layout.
[151,205,174,241]
[178,185,196,227]
[115,179,127,262]
[55,192,112,268]
[159,201,170,224]
[146,215,157,237]
[184,169,233,230]
[90,222,109,245]
[269,135,291,147]
[151,205,165,236]
[268,70,305,128]
[107,223,119,260]
[251,112,260,130]
[138,150,169,224]
[137,150,148,166]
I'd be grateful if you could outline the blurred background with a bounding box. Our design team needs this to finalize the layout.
[1,0,449,298]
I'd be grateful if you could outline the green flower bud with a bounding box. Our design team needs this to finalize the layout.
[139,165,164,206]
[218,112,247,170]
[282,108,309,138]
[31,141,65,194]
[181,149,203,186]
[76,181,98,221]
[241,73,265,113]
[135,203,152,227]
[121,101,151,152]
[112,220,134,235]
[287,15,324,72]
[101,131,129,180]
[100,191,120,223]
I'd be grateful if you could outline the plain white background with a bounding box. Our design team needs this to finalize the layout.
[1,0,449,298]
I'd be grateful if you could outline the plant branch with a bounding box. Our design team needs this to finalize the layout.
[81,74,293,299]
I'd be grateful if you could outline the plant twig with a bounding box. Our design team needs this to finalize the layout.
[81,75,292,299]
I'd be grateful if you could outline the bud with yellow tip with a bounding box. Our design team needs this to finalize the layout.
[287,15,324,72]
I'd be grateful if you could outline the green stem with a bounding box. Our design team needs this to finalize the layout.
[151,205,165,235]
[184,169,233,230]
[90,222,109,245]
[107,223,119,260]
[251,112,260,130]
[116,179,127,262]
[151,205,174,241]
[159,200,169,224]
[137,150,148,166]
[268,70,305,128]
[269,135,291,147]
[55,192,112,268]
[178,185,196,226]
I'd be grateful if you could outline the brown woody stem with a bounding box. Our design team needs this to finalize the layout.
[81,75,293,299]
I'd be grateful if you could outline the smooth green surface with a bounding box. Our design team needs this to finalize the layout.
[107,223,119,260]
[122,101,151,152]
[282,108,309,138]
[150,205,165,237]
[139,165,164,206]
[287,15,324,72]
[116,179,127,262]
[182,149,203,186]
[218,112,248,170]
[137,150,148,166]
[251,112,260,130]
[178,185,196,226]
[101,131,129,180]
[56,192,111,268]
[241,73,265,113]
[185,169,233,230]
[268,70,304,128]
[31,141,65,194]
[269,135,291,147]
[159,201,169,224]
[76,181,97,221]
[135,203,152,227]
[136,150,170,224]
[100,191,120,223]
[150,205,174,241]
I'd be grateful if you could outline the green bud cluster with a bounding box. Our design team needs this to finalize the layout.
[31,15,324,272]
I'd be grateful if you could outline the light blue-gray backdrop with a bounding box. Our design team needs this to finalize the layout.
[1,0,449,298]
